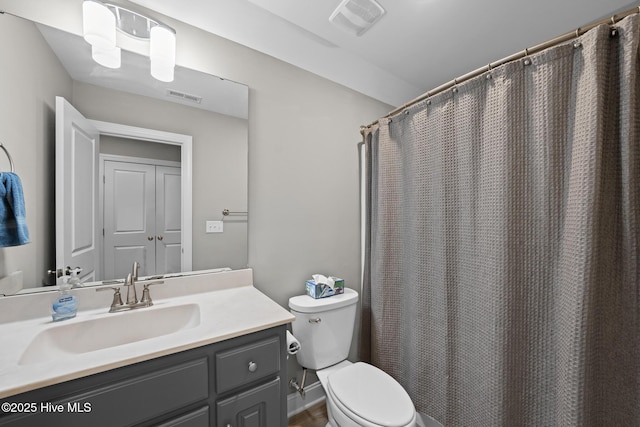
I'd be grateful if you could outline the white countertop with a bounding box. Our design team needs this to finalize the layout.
[0,269,295,399]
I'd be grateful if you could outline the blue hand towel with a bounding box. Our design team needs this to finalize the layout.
[0,172,30,247]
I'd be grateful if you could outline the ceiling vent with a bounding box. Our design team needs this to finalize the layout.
[329,0,385,37]
[166,89,202,104]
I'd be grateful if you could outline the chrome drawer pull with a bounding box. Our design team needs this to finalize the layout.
[309,317,322,323]
[248,361,258,372]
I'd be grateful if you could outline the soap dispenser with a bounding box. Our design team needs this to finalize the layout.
[52,273,79,322]
[68,267,81,288]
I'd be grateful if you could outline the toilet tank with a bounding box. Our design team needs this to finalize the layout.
[288,288,359,370]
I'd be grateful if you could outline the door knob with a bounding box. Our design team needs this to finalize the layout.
[147,236,154,241]
[157,235,164,241]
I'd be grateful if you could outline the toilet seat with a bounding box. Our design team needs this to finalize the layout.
[327,362,416,427]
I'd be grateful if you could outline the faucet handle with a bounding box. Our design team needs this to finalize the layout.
[139,281,164,306]
[96,286,124,312]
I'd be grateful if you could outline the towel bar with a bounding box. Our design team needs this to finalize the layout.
[0,143,15,173]
[222,209,248,216]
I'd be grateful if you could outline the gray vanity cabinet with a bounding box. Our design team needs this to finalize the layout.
[0,326,287,427]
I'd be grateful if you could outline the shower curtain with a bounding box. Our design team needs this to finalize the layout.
[361,14,639,426]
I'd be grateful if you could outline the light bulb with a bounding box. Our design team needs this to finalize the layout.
[150,25,176,82]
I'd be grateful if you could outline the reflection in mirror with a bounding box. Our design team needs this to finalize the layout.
[100,136,183,282]
[0,17,249,296]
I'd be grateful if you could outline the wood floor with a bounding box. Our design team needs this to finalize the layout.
[288,401,329,427]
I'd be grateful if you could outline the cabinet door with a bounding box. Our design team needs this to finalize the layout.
[216,378,280,427]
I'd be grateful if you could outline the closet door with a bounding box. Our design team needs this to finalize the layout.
[103,161,156,279]
[155,166,182,275]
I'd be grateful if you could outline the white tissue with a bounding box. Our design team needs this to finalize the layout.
[312,273,334,289]
[286,330,301,355]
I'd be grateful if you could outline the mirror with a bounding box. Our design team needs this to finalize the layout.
[0,17,249,295]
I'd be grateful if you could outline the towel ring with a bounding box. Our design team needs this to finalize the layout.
[0,144,14,173]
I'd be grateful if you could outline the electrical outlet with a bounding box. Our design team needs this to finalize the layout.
[206,220,223,233]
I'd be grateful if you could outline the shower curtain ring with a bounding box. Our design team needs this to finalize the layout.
[485,63,493,80]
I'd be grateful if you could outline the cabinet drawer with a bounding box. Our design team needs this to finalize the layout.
[155,406,209,427]
[216,378,281,427]
[215,337,280,394]
[0,358,209,427]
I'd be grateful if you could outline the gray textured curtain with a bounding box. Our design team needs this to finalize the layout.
[361,15,639,426]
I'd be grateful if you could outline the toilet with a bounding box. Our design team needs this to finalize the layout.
[289,288,417,427]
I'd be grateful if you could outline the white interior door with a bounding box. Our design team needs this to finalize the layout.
[103,160,181,278]
[55,97,100,284]
[103,160,156,279]
[156,166,182,274]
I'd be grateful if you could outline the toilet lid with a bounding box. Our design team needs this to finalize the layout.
[328,362,414,427]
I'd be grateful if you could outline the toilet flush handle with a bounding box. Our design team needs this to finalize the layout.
[309,317,322,323]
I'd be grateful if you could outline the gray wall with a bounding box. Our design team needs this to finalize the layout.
[0,0,392,386]
[0,15,72,288]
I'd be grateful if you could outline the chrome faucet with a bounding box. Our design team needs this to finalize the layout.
[126,261,140,305]
[132,260,140,281]
[97,261,164,313]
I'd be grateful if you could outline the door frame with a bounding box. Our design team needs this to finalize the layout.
[90,120,193,276]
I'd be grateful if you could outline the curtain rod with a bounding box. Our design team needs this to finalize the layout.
[360,5,640,135]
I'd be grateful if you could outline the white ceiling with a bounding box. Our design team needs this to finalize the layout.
[129,0,638,107]
[38,24,249,119]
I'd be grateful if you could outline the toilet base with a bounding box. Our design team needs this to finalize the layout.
[316,360,416,427]
[317,361,352,427]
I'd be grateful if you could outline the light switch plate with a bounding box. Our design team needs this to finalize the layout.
[206,220,223,233]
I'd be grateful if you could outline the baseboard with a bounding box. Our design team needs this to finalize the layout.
[286,380,326,418]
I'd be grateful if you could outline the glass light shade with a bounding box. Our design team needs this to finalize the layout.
[82,0,116,49]
[92,45,121,69]
[150,60,175,82]
[150,25,176,81]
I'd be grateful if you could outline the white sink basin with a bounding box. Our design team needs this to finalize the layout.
[19,304,201,365]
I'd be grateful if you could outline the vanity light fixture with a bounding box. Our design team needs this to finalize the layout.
[82,0,176,81]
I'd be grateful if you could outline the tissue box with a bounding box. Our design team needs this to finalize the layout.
[306,277,345,299]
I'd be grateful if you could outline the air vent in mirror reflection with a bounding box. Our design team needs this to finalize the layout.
[166,89,203,104]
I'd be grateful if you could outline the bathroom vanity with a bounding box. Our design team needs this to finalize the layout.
[0,269,294,427]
